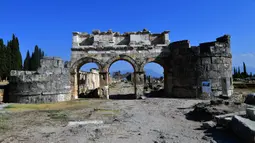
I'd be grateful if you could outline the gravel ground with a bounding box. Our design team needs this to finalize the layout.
[0,98,241,143]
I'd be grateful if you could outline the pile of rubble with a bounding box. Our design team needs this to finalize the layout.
[188,93,255,143]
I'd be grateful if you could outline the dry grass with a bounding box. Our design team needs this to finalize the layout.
[4,100,99,112]
[0,90,3,101]
[94,108,120,116]
[0,81,8,86]
[234,88,255,94]
[0,114,9,133]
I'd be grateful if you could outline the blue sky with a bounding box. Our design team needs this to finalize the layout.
[1,0,255,74]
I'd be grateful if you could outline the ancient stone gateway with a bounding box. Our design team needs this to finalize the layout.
[70,29,233,99]
[6,29,233,103]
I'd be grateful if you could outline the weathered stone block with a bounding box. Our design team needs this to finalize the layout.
[231,115,255,143]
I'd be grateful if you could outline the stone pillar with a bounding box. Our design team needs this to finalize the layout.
[71,70,79,99]
[164,70,173,96]
[134,71,145,99]
[99,72,109,99]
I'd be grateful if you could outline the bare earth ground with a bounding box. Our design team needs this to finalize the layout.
[0,98,242,143]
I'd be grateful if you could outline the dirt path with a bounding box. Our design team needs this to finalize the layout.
[0,99,241,143]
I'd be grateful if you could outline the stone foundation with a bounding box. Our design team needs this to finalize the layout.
[8,57,71,103]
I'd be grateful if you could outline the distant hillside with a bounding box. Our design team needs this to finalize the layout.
[110,68,163,78]
[144,69,163,78]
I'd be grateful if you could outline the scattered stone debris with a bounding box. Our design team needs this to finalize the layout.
[215,111,246,127]
[246,107,255,121]
[202,121,216,129]
[186,98,245,122]
[231,115,255,143]
[245,93,255,105]
[68,120,104,126]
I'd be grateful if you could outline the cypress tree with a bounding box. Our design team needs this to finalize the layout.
[29,45,44,71]
[10,34,22,70]
[34,45,40,70]
[0,39,5,79]
[233,67,236,78]
[243,62,247,77]
[5,41,12,77]
[237,67,241,78]
[24,50,30,70]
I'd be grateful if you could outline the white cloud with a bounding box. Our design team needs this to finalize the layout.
[240,53,255,58]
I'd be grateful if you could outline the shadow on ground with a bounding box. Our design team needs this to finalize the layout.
[109,94,136,100]
[197,127,241,143]
[144,89,168,98]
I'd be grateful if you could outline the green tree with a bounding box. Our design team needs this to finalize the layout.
[29,45,44,71]
[237,67,241,78]
[23,50,30,70]
[9,34,22,70]
[0,39,6,79]
[243,62,247,78]
[233,67,237,78]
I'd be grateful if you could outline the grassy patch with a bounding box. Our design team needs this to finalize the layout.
[0,81,8,86]
[94,108,119,115]
[4,100,93,112]
[0,114,9,132]
[46,110,68,121]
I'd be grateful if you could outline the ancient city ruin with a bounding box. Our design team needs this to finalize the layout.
[7,29,233,103]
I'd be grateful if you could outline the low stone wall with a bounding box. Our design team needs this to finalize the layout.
[8,57,71,103]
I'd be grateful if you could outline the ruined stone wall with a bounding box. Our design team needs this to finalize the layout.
[8,57,71,103]
[79,69,100,94]
[198,35,233,97]
[168,35,233,98]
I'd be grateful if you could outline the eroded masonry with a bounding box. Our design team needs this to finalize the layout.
[8,29,233,103]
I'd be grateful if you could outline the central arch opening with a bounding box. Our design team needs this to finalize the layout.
[144,62,165,97]
[108,60,136,99]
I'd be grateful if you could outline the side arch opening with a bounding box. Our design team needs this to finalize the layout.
[143,62,165,98]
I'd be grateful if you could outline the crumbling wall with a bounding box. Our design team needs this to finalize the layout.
[198,35,233,97]
[169,40,199,98]
[8,57,71,103]
[168,35,233,98]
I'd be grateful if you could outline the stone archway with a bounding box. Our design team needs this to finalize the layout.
[70,57,104,99]
[141,57,171,95]
[104,55,138,98]
[103,55,138,71]
[141,58,169,97]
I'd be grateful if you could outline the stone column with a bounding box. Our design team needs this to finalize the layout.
[99,72,109,99]
[134,71,145,99]
[71,70,79,99]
